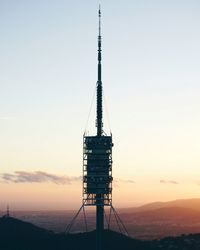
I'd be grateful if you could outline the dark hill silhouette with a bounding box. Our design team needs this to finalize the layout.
[0,216,151,250]
[1,216,200,250]
[0,216,53,240]
[0,216,55,250]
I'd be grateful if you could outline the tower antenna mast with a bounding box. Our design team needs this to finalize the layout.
[96,5,103,136]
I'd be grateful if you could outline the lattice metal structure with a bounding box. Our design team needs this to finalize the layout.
[83,135,113,206]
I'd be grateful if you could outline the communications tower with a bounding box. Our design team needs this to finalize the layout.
[83,7,113,250]
[66,7,128,250]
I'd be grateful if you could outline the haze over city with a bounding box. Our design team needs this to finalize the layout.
[1,0,200,210]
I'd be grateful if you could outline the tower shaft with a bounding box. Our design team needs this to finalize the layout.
[96,204,104,250]
[82,6,113,250]
[96,7,104,250]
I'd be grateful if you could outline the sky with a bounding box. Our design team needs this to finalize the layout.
[0,0,200,211]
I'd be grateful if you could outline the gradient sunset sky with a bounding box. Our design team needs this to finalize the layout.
[0,0,200,210]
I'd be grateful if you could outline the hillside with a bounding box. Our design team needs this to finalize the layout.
[0,216,52,239]
[0,216,149,250]
[1,216,200,250]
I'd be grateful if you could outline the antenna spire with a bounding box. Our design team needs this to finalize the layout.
[96,5,103,136]
[99,5,101,37]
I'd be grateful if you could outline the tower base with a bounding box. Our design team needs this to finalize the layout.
[65,204,128,250]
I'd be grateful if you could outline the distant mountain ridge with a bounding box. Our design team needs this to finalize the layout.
[126,206,200,219]
[120,198,200,213]
[118,200,200,239]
